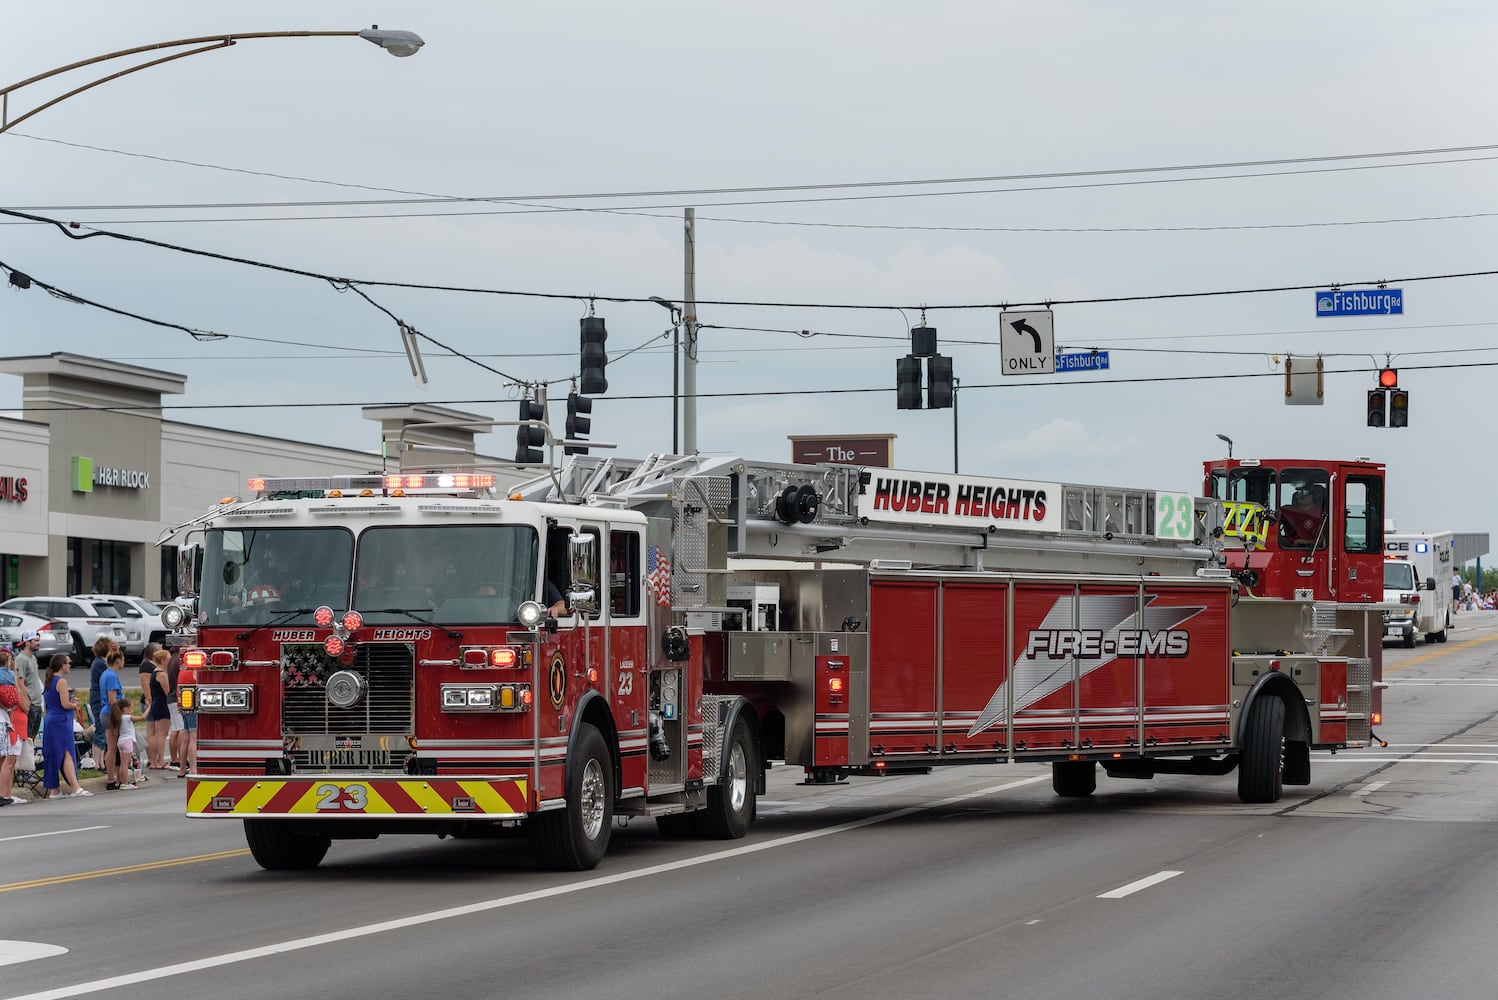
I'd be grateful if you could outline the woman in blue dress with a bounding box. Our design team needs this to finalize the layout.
[42,653,90,798]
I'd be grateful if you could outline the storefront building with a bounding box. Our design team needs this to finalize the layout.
[0,353,505,602]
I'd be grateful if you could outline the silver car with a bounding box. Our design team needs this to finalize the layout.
[0,609,72,661]
[0,597,128,663]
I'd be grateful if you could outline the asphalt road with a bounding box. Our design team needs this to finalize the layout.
[5,611,1498,1000]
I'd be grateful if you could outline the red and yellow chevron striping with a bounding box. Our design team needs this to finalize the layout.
[185,777,530,817]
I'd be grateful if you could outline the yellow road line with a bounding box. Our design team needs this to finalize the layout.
[1387,631,1498,673]
[0,849,251,893]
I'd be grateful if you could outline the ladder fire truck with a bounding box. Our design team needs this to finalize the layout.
[161,453,1385,872]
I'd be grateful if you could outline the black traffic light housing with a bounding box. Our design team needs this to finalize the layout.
[896,356,922,410]
[579,316,608,396]
[515,399,545,464]
[565,392,593,455]
[1389,388,1409,427]
[927,354,954,409]
[1366,388,1387,427]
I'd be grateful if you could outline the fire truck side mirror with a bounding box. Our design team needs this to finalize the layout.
[177,541,201,597]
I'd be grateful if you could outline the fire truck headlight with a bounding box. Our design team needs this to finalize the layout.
[467,687,494,708]
[196,685,255,713]
[516,601,546,628]
[442,687,469,710]
[161,603,187,629]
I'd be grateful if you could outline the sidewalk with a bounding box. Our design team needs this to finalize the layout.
[11,758,186,802]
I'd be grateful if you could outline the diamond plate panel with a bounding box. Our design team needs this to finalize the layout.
[1346,657,1371,745]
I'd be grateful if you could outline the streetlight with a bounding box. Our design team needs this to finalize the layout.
[1,26,424,134]
[649,296,683,454]
[1215,433,1234,459]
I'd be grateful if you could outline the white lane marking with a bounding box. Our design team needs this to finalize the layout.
[0,943,68,968]
[0,826,109,844]
[1350,781,1388,798]
[1314,758,1498,765]
[6,775,1049,1000]
[1098,870,1183,899]
[755,800,828,813]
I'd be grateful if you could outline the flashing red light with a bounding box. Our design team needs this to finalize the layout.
[463,648,489,667]
[248,478,266,492]
[587,667,599,684]
[207,650,237,668]
[491,648,518,668]
[828,676,845,693]
[324,635,345,656]
[314,606,335,628]
[1378,367,1398,389]
[341,610,363,632]
[182,649,208,669]
[521,687,533,705]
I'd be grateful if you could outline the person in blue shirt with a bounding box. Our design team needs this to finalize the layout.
[98,648,127,789]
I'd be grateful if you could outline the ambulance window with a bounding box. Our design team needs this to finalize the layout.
[1343,476,1382,554]
[609,531,641,618]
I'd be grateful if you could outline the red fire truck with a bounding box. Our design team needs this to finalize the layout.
[161,454,1384,872]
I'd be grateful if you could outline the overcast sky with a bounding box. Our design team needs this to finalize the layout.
[3,3,1495,556]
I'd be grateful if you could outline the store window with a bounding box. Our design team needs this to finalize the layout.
[67,537,132,594]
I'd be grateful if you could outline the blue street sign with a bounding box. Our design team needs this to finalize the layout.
[1056,351,1109,373]
[1315,288,1403,317]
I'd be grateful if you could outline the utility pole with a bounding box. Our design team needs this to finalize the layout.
[683,207,699,455]
[953,377,960,473]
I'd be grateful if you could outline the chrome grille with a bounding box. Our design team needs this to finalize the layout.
[281,642,414,735]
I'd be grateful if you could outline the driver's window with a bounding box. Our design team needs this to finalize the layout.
[1276,467,1330,551]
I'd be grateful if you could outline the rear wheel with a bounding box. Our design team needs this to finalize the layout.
[693,715,756,839]
[1052,760,1097,798]
[1238,695,1285,803]
[529,724,613,870]
[72,633,88,664]
[244,820,331,871]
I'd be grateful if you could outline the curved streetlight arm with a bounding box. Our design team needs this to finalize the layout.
[1,28,422,134]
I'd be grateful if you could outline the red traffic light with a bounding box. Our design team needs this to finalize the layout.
[1378,367,1398,388]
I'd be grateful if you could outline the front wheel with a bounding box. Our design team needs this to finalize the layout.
[529,724,613,870]
[1238,695,1285,804]
[244,820,331,871]
[72,633,89,664]
[694,715,756,839]
[1403,629,1417,649]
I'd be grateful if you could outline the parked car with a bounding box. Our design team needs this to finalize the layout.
[0,608,73,660]
[0,597,128,664]
[71,594,168,660]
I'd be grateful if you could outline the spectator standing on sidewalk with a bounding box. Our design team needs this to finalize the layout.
[167,645,186,770]
[109,699,140,789]
[41,654,90,798]
[14,631,42,755]
[85,635,115,770]
[100,648,127,790]
[145,647,173,771]
[0,648,28,806]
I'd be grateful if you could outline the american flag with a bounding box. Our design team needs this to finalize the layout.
[647,544,672,607]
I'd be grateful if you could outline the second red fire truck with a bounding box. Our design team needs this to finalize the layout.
[161,454,1385,872]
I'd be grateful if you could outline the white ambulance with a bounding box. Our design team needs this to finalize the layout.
[1383,530,1455,646]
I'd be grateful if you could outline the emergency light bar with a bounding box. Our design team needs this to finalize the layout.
[249,473,496,496]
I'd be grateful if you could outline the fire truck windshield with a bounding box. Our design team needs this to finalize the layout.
[201,527,354,626]
[352,524,540,625]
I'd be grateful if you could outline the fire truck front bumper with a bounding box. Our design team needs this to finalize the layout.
[185,776,530,818]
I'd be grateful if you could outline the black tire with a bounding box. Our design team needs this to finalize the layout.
[693,715,756,839]
[244,820,331,871]
[1403,629,1416,648]
[1052,760,1097,798]
[1238,695,1285,804]
[72,633,89,664]
[529,724,613,870]
[1437,626,1449,643]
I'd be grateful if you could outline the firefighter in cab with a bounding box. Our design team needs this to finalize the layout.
[1278,483,1326,549]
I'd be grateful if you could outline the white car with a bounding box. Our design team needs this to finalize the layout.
[0,597,128,664]
[71,594,169,661]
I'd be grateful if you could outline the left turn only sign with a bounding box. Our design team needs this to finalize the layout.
[999,309,1055,376]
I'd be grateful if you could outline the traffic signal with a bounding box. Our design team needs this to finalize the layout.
[927,354,954,409]
[1366,389,1387,427]
[579,316,608,395]
[1378,367,1398,389]
[515,399,545,464]
[564,392,593,455]
[896,355,922,410]
[1389,388,1409,428]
